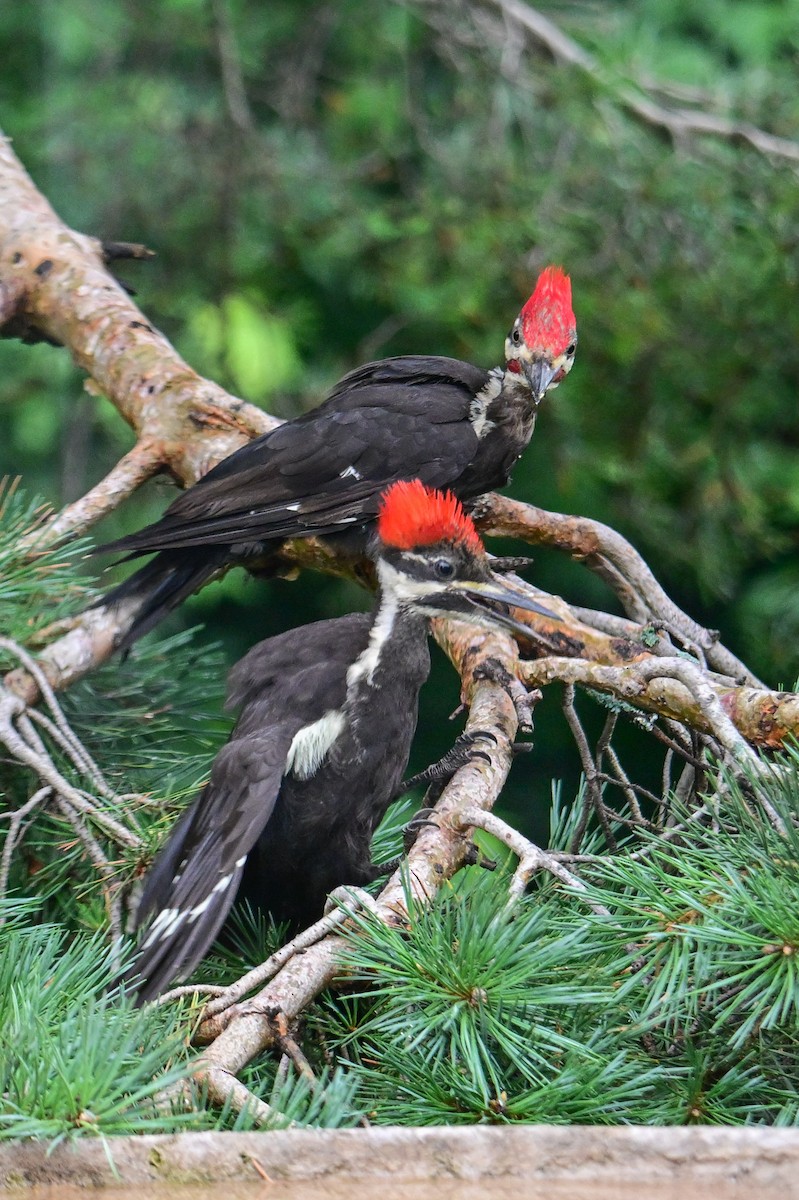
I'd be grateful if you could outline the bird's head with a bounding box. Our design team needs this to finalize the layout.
[374,480,556,633]
[505,265,576,402]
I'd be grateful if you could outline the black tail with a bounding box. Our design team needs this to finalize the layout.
[98,549,225,650]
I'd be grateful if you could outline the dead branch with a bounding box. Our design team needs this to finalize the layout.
[0,132,278,492]
[481,0,799,165]
[518,654,799,751]
[475,494,760,686]
[198,888,383,1026]
[0,637,144,910]
[457,805,610,912]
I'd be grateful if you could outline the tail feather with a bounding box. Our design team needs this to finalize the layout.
[98,549,224,650]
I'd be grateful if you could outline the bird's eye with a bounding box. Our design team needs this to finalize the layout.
[511,327,521,345]
[435,558,455,579]
[566,342,576,355]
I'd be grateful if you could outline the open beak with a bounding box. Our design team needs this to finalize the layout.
[522,357,559,401]
[431,576,559,638]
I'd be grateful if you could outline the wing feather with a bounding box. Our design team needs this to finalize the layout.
[100,357,488,557]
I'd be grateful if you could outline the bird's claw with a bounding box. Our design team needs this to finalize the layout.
[402,807,439,853]
[463,842,498,871]
[473,658,539,734]
[323,885,381,920]
[394,729,497,799]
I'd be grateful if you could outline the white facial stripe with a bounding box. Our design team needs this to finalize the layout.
[345,585,400,689]
[285,710,346,780]
[469,369,502,438]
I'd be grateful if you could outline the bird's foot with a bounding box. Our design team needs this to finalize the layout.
[401,806,439,854]
[463,841,498,872]
[395,729,498,800]
[323,885,381,921]
[473,657,541,735]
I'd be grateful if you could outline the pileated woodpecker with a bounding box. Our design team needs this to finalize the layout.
[99,266,575,647]
[126,481,554,1002]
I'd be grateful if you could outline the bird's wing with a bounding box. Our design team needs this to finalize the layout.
[127,619,370,1002]
[226,613,370,713]
[99,357,488,556]
[128,727,295,1002]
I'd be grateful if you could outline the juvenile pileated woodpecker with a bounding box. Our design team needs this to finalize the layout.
[126,481,554,1002]
[99,266,575,647]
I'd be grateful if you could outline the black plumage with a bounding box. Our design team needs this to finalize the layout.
[130,612,409,1002]
[125,482,556,1002]
[99,267,576,647]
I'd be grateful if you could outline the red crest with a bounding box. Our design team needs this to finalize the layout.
[378,480,483,554]
[519,265,574,356]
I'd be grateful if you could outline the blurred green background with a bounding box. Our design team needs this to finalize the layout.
[2,0,799,832]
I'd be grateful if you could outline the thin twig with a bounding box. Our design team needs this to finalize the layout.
[201,888,382,1023]
[0,685,140,849]
[0,785,51,908]
[458,805,611,915]
[486,0,799,165]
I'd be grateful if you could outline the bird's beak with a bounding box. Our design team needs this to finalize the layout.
[522,357,559,401]
[435,576,559,638]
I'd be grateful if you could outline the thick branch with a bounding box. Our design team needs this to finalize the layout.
[476,493,760,686]
[519,656,799,750]
[0,131,278,492]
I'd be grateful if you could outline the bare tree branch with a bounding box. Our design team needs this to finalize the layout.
[457,805,609,912]
[480,0,799,165]
[475,494,760,686]
[518,654,799,752]
[0,131,277,491]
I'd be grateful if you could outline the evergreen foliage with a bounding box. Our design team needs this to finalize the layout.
[0,483,798,1132]
[313,769,799,1126]
[0,899,363,1138]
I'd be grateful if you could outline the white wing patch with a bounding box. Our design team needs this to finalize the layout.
[339,465,363,480]
[141,906,184,949]
[285,710,346,780]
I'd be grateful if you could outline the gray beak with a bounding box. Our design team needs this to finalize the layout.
[439,577,559,639]
[523,358,559,401]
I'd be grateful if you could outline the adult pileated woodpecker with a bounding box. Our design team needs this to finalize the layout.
[126,481,554,1002]
[99,266,575,647]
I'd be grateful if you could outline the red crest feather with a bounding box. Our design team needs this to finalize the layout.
[520,265,574,356]
[378,480,483,554]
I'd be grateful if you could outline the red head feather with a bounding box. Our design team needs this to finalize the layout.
[519,265,574,356]
[377,480,483,554]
